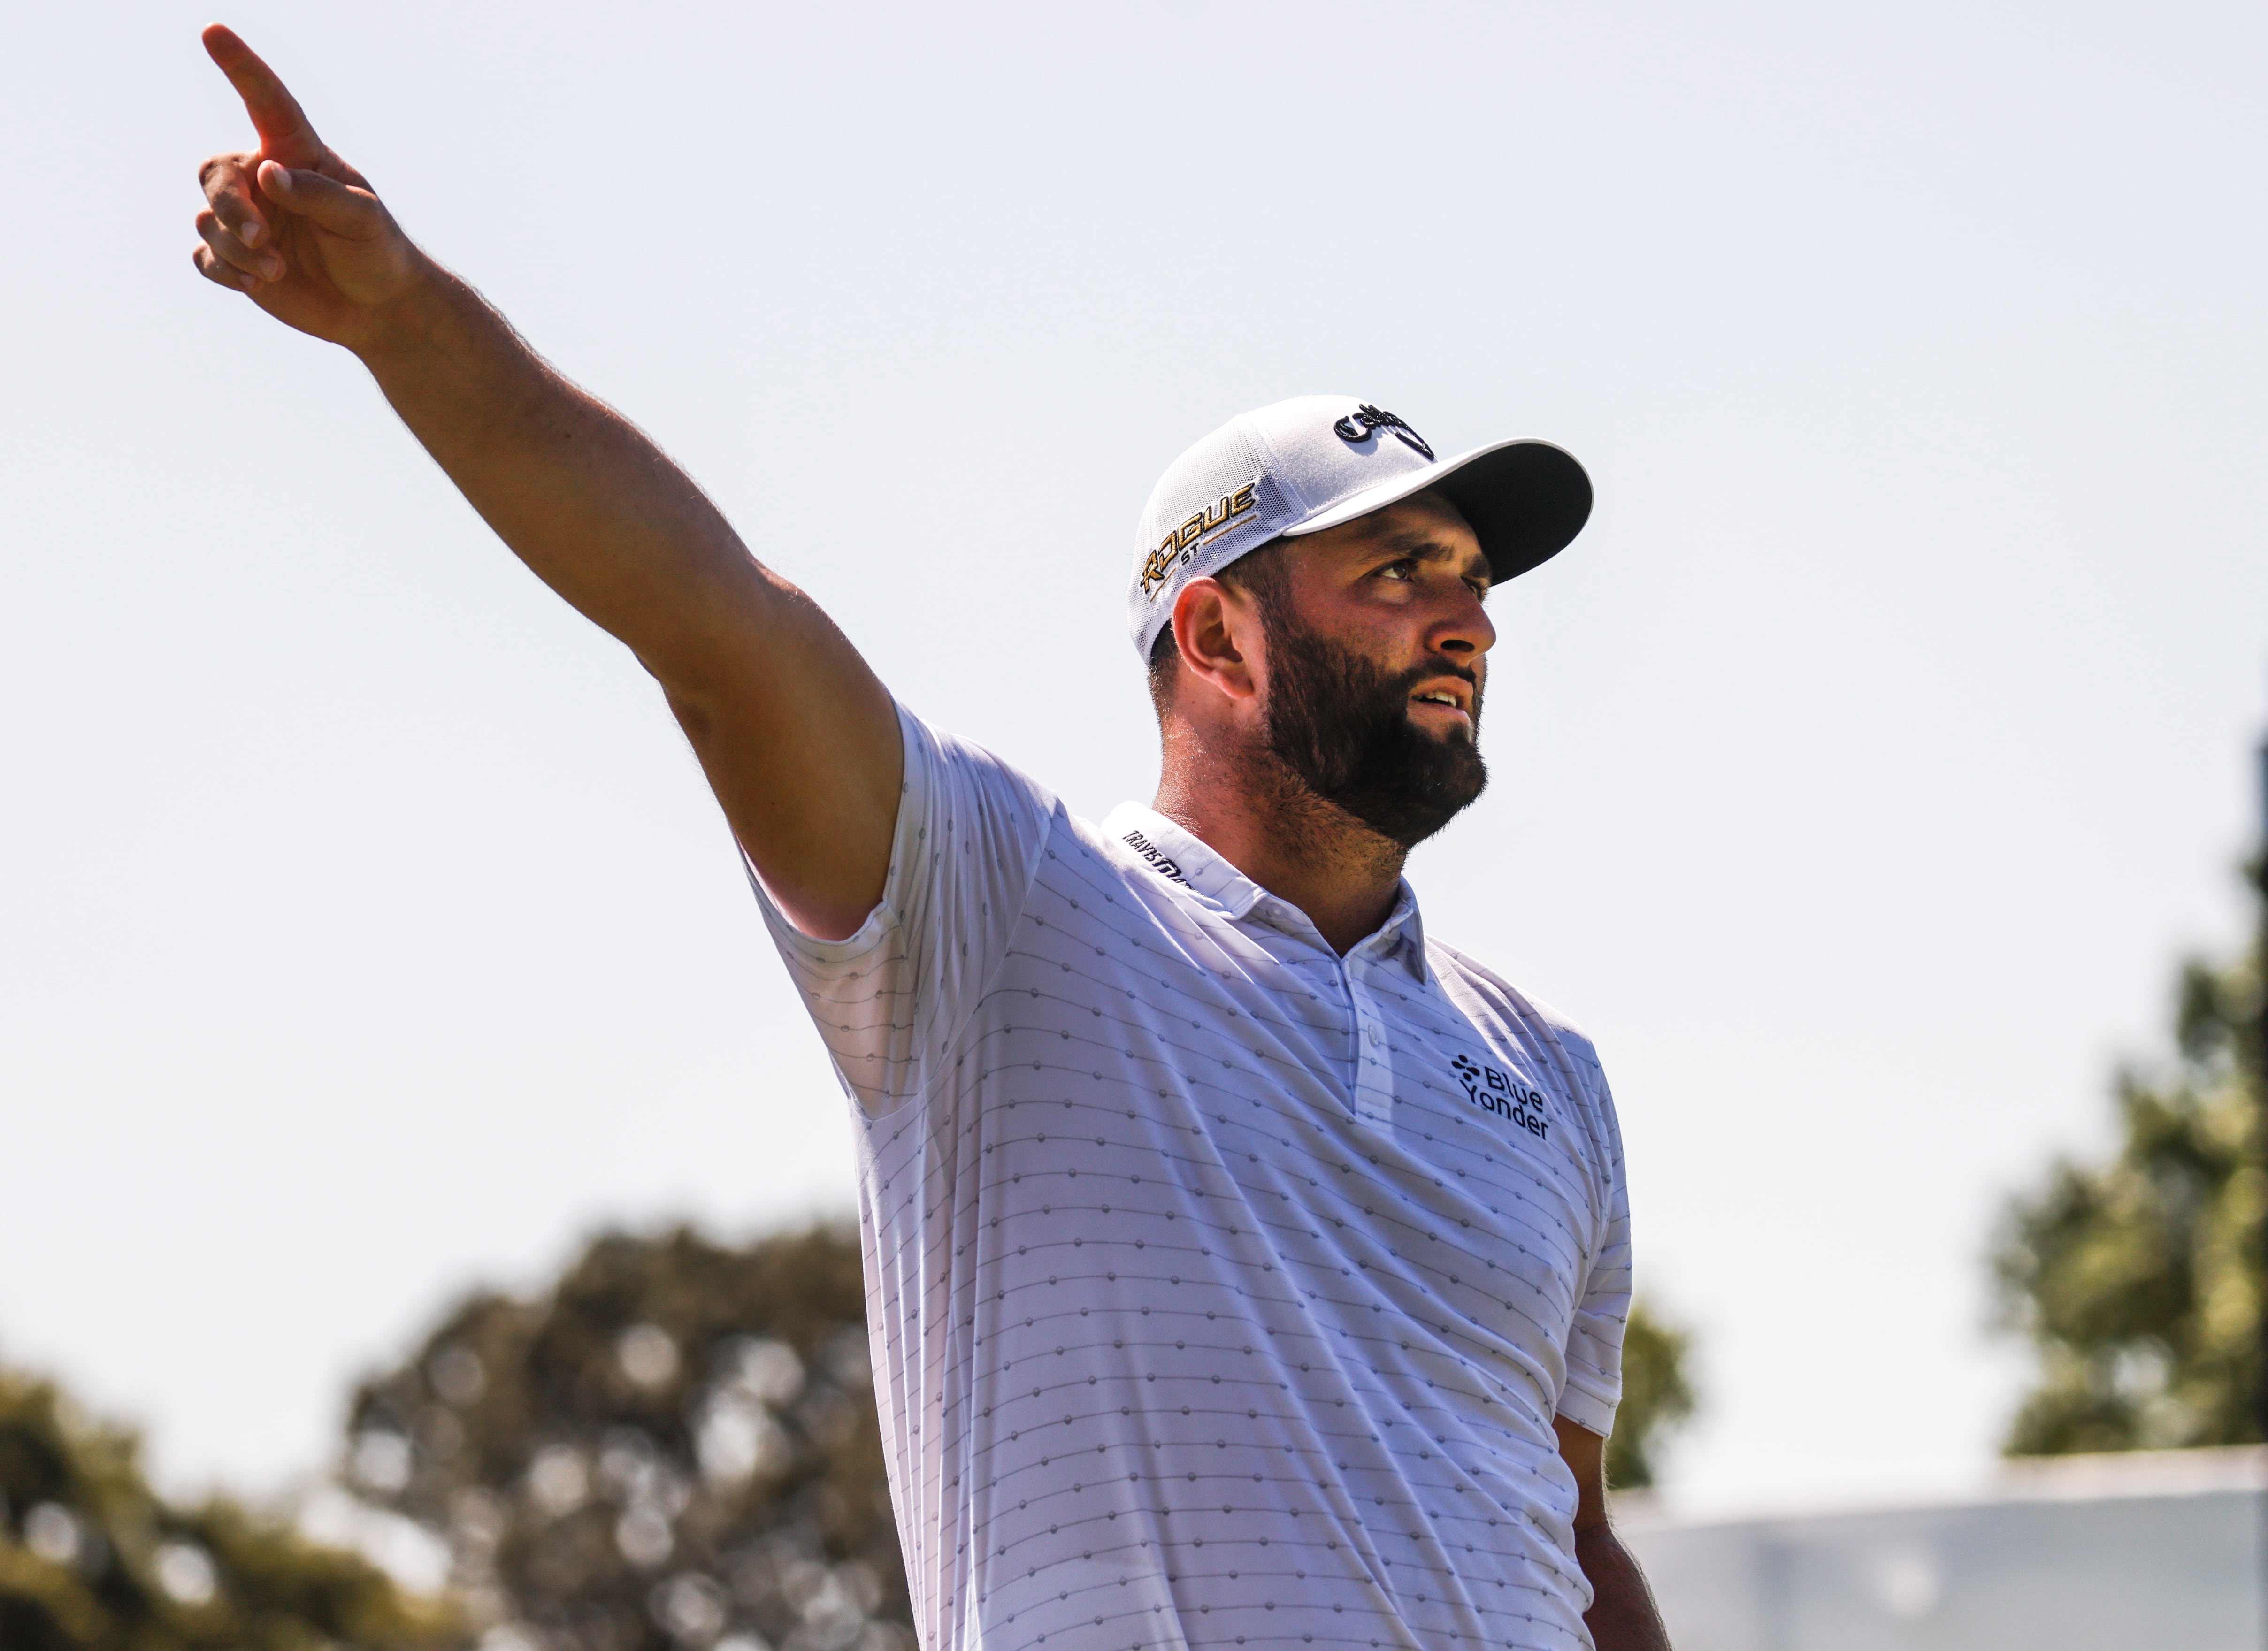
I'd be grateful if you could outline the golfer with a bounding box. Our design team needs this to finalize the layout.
[191,25,1671,1651]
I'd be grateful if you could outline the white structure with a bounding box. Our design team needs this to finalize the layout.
[1617,1447,2266,1650]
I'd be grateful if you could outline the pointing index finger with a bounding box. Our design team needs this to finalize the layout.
[201,24,324,167]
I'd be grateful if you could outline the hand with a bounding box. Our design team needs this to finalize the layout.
[192,25,422,350]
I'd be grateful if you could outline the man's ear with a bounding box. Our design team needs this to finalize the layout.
[1169,578,1263,706]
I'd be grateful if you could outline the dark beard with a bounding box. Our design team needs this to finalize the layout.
[1259,615,1488,849]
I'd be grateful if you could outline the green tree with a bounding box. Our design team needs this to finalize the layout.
[1992,856,2266,1455]
[343,1224,907,1651]
[1608,1302,1699,1491]
[0,1359,460,1651]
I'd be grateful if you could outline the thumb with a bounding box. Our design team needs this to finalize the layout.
[257,161,384,237]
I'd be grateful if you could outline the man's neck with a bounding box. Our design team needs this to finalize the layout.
[1152,734,1406,955]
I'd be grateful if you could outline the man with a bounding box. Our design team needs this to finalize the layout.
[189,24,1671,1651]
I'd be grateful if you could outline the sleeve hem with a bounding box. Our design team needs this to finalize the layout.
[744,857,898,967]
[1554,1381,1619,1438]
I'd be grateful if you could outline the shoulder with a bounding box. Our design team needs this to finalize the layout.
[1427,938,1592,1042]
[904,705,1061,815]
[891,718,1168,918]
[892,706,1075,881]
[1426,938,1609,1088]
[1049,809,1195,914]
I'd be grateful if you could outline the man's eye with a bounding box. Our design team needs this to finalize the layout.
[1377,558,1417,581]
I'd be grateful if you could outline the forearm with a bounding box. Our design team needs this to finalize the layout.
[1578,1524,1672,1651]
[350,256,772,693]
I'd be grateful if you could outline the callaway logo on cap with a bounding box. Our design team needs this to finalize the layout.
[1127,395,1594,660]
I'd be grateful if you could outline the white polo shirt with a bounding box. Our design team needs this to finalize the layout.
[752,707,1632,1651]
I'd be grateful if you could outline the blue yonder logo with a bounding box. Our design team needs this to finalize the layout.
[1450,1052,1549,1140]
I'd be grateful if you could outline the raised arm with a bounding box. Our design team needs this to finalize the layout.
[190,25,898,940]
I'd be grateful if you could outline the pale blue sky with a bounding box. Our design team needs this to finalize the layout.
[2,0,2263,1519]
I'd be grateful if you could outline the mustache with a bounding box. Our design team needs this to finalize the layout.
[1389,657,1484,714]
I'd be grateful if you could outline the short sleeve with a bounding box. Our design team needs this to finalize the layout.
[746,702,1058,1116]
[1554,1069,1632,1437]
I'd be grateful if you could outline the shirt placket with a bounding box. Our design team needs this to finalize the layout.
[1346,944,1399,1132]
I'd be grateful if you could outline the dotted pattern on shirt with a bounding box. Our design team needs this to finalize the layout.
[755,707,1632,1651]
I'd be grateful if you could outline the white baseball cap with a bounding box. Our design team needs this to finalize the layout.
[1127,395,1592,660]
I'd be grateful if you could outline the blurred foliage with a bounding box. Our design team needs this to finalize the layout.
[1608,1301,1699,1490]
[1992,851,2266,1455]
[345,1223,906,1651]
[0,1359,460,1651]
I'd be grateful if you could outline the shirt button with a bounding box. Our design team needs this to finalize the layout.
[1365,1024,1382,1047]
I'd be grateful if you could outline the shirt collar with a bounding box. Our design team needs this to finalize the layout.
[1101,802,1431,980]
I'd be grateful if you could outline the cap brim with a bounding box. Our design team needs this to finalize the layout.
[1280,437,1593,585]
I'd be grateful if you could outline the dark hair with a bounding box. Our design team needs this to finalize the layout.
[1145,540,1290,711]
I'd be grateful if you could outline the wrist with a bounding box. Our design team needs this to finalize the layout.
[345,251,467,374]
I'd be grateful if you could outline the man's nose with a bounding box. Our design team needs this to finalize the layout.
[1431,587,1496,660]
